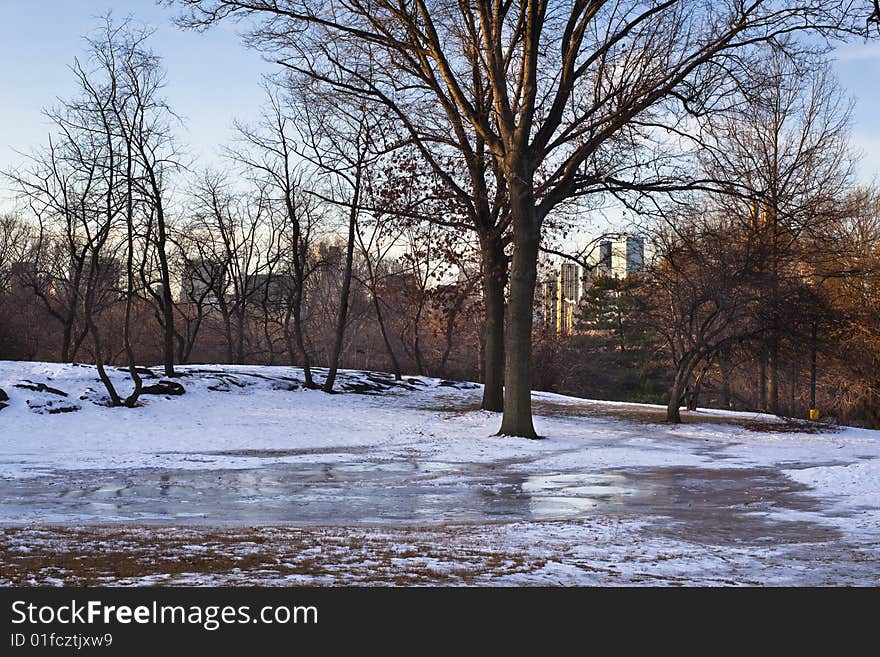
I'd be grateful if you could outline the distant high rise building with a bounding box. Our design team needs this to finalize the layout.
[556,262,580,335]
[179,258,226,305]
[540,277,558,331]
[539,262,582,335]
[246,273,294,308]
[590,234,644,280]
[77,256,121,299]
[539,233,645,335]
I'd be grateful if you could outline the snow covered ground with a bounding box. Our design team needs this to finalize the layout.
[0,360,878,585]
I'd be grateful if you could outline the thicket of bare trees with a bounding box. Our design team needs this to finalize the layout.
[2,7,880,429]
[173,0,878,436]
[0,16,485,389]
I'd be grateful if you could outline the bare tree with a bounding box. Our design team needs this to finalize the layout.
[175,0,873,437]
[0,215,31,294]
[172,225,220,364]
[90,19,183,379]
[188,172,277,364]
[354,211,408,380]
[227,84,321,386]
[697,49,856,414]
[6,140,93,363]
[275,76,399,392]
[645,209,763,422]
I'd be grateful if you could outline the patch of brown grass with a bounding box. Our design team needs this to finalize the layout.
[0,525,539,586]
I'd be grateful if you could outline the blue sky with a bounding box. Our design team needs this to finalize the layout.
[1,1,878,209]
[0,0,274,198]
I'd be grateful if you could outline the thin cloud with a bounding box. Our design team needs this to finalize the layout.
[834,42,880,62]
[851,133,880,182]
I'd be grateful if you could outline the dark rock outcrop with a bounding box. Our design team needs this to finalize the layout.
[26,399,80,414]
[14,381,68,396]
[141,380,186,396]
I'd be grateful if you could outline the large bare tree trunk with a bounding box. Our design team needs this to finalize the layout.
[498,186,538,438]
[481,240,506,412]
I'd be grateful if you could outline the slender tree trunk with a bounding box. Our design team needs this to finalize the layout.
[122,149,142,407]
[768,335,780,415]
[221,308,234,364]
[70,326,89,362]
[284,326,296,363]
[291,297,314,387]
[84,261,120,407]
[235,306,246,364]
[59,267,84,362]
[759,350,768,411]
[412,300,426,375]
[687,366,707,412]
[667,376,685,423]
[480,237,506,412]
[720,346,732,408]
[60,319,73,363]
[90,322,120,407]
[498,185,538,438]
[176,331,187,365]
[667,352,702,423]
[439,288,467,376]
[122,306,142,407]
[323,200,358,393]
[176,303,204,365]
[371,289,402,380]
[156,216,176,377]
[262,306,275,365]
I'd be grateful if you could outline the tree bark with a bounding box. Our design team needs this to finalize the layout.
[220,305,234,364]
[438,281,470,377]
[497,184,539,438]
[235,305,246,364]
[480,239,506,412]
[666,380,684,423]
[667,352,700,423]
[412,300,426,376]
